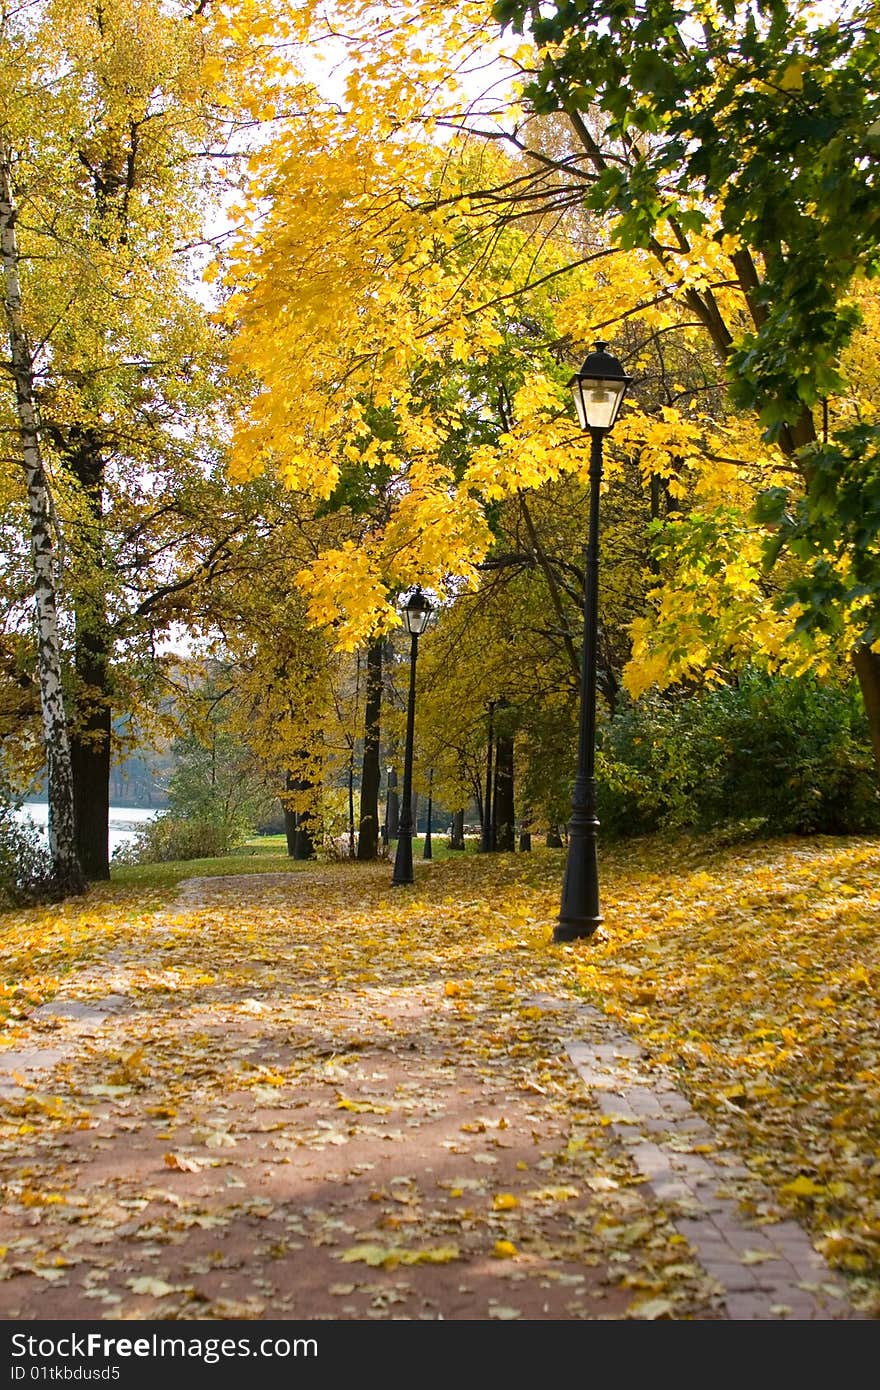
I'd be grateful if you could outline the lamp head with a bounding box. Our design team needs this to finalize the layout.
[400,586,434,637]
[567,341,632,431]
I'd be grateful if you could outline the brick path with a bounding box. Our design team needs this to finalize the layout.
[554,1003,860,1319]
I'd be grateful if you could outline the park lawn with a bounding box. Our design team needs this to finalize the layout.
[108,832,476,892]
[2,829,879,1313]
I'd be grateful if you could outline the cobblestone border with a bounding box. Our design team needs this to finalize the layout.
[563,1006,862,1320]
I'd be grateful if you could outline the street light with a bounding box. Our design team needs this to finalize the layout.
[392,587,434,887]
[555,342,631,942]
[423,767,434,860]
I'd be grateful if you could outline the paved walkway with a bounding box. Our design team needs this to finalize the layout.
[0,871,864,1322]
[557,1007,857,1318]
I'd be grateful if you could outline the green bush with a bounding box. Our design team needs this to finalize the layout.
[597,671,880,838]
[0,803,54,906]
[112,813,240,865]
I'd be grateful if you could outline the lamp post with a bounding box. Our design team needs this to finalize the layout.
[392,587,434,886]
[555,342,631,942]
[423,768,433,860]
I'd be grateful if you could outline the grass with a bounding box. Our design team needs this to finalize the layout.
[108,831,484,890]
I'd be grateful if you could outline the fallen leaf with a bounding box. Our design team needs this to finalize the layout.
[336,1097,392,1114]
[628,1297,675,1319]
[527,1185,580,1202]
[164,1153,202,1173]
[126,1277,183,1298]
[781,1175,826,1198]
[492,1240,518,1259]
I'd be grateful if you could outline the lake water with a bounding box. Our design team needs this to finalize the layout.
[13,803,159,858]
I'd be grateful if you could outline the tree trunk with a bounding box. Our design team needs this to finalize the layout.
[63,430,111,880]
[1,150,84,898]
[284,768,316,860]
[347,753,355,858]
[450,809,465,850]
[492,720,515,852]
[546,827,563,848]
[482,701,494,852]
[71,619,111,880]
[853,645,880,777]
[357,636,383,860]
[283,800,298,857]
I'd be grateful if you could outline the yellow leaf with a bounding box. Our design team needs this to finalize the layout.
[340,1244,401,1268]
[409,1245,460,1265]
[336,1097,392,1114]
[527,1185,580,1202]
[492,1240,518,1259]
[741,1249,779,1264]
[782,1175,826,1198]
[340,1244,459,1268]
[779,60,806,91]
[492,1193,520,1211]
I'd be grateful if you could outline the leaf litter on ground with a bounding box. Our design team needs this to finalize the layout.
[0,833,877,1317]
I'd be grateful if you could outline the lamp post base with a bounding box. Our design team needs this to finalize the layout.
[392,833,414,886]
[553,914,602,942]
[555,792,601,941]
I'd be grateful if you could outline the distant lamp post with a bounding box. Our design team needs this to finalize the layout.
[555,342,631,942]
[423,768,434,860]
[392,587,434,886]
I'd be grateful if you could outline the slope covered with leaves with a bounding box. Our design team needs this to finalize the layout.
[0,833,877,1318]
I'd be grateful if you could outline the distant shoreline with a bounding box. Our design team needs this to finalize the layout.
[21,799,168,812]
[13,803,160,854]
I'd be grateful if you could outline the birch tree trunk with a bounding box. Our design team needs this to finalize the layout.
[0,150,85,897]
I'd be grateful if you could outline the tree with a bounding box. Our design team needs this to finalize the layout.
[0,0,316,890]
[164,665,276,841]
[220,0,880,808]
[0,151,83,896]
[491,0,880,763]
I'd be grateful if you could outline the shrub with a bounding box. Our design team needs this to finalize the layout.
[0,803,55,906]
[597,671,880,838]
[112,813,240,865]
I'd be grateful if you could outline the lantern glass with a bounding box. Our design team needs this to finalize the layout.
[571,376,628,431]
[401,589,433,636]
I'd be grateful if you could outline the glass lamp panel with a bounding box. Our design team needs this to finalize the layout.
[405,607,430,635]
[571,382,589,429]
[580,379,626,429]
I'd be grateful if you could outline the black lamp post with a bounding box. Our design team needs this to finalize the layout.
[555,342,631,942]
[423,768,433,860]
[392,587,434,886]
